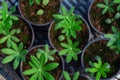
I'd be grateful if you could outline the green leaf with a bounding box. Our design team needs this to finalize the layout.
[0,36,8,44]
[1,48,16,55]
[102,7,108,14]
[72,52,78,61]
[11,36,20,42]
[19,42,23,51]
[96,72,101,80]
[73,71,80,80]
[39,54,46,67]
[43,71,55,80]
[23,68,38,75]
[59,49,69,55]
[107,38,116,47]
[2,55,16,64]
[43,0,49,6]
[60,43,69,48]
[61,6,67,16]
[36,9,44,15]
[29,0,34,6]
[70,29,76,38]
[36,0,41,4]
[13,57,20,69]
[88,68,98,73]
[117,5,120,11]
[29,73,38,80]
[104,34,114,39]
[49,50,56,55]
[11,41,18,51]
[114,12,120,19]
[97,4,106,8]
[63,71,71,80]
[114,0,120,3]
[44,63,59,71]
[93,63,100,68]
[53,14,65,20]
[31,56,40,68]
[104,0,108,5]
[10,15,19,21]
[10,6,16,14]
[66,52,72,63]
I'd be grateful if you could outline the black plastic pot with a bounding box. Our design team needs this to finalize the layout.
[88,0,104,35]
[81,38,120,80]
[48,16,92,52]
[18,0,61,26]
[20,45,64,80]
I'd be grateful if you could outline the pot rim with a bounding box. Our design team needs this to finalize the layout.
[12,14,34,50]
[48,15,92,53]
[81,38,120,80]
[18,0,61,26]
[88,0,105,35]
[20,45,65,80]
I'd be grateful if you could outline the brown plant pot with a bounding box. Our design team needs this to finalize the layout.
[81,38,120,80]
[19,0,61,26]
[0,15,34,50]
[88,0,120,34]
[20,45,64,80]
[48,17,91,52]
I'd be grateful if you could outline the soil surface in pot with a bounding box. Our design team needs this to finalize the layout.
[49,20,89,51]
[83,40,120,78]
[22,46,63,80]
[0,16,32,49]
[20,0,60,24]
[90,0,120,33]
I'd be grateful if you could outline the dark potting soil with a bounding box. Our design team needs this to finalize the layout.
[90,0,120,34]
[20,0,60,24]
[83,40,120,78]
[49,20,89,51]
[22,46,63,80]
[61,75,87,80]
[0,16,32,49]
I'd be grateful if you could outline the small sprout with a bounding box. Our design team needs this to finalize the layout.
[85,55,110,80]
[36,9,44,15]
[23,53,59,80]
[114,12,120,19]
[43,0,49,6]
[63,71,80,80]
[105,18,112,24]
[58,35,65,42]
[59,39,81,63]
[1,42,28,69]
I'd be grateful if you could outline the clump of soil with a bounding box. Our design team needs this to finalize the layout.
[20,0,60,24]
[89,0,120,33]
[83,40,120,78]
[22,46,63,80]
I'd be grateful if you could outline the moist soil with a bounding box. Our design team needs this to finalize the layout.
[90,0,120,34]
[20,0,60,24]
[0,16,32,50]
[83,40,120,78]
[22,46,63,80]
[49,20,89,51]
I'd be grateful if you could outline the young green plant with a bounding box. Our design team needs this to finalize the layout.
[0,1,19,34]
[1,42,28,69]
[63,71,80,80]
[85,55,110,80]
[104,26,120,54]
[0,29,21,47]
[59,39,81,63]
[36,44,56,62]
[23,53,59,80]
[53,6,82,39]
